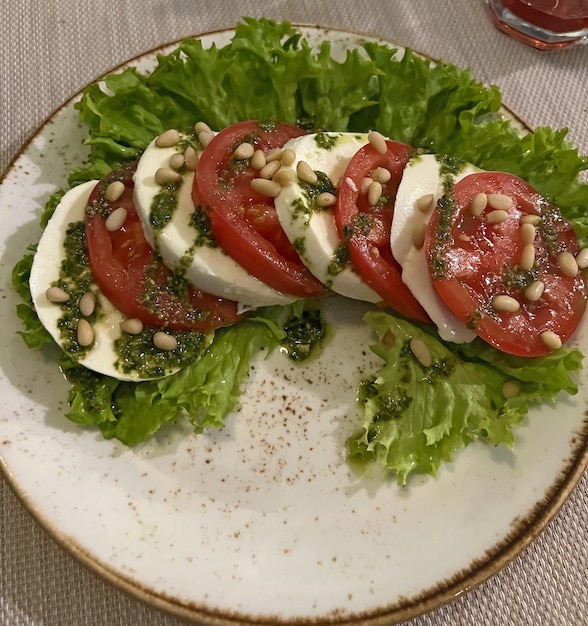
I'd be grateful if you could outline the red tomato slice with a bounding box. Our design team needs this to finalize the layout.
[194,121,325,299]
[335,139,430,323]
[85,163,245,332]
[425,171,587,356]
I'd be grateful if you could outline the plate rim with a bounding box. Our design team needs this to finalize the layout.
[1,22,587,626]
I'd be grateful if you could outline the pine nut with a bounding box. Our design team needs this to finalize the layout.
[169,152,185,171]
[105,180,125,203]
[360,177,373,195]
[370,246,380,257]
[416,193,435,213]
[486,209,509,224]
[492,294,520,313]
[105,207,128,232]
[344,176,358,193]
[520,243,535,271]
[45,286,69,303]
[316,192,337,208]
[296,160,318,184]
[521,214,542,226]
[458,233,471,242]
[412,219,428,249]
[154,167,182,185]
[470,192,488,217]
[197,130,214,147]
[250,149,266,170]
[259,160,281,179]
[576,248,588,269]
[281,148,296,166]
[368,131,387,154]
[79,292,96,317]
[521,222,536,245]
[410,337,432,368]
[265,148,283,162]
[251,178,282,197]
[153,331,177,351]
[540,330,562,351]
[233,142,255,160]
[368,181,383,206]
[155,129,180,148]
[273,168,293,187]
[558,251,579,277]
[120,318,144,335]
[194,121,212,134]
[77,319,94,347]
[487,193,513,211]
[502,380,521,399]
[183,146,199,171]
[525,280,545,302]
[371,167,391,183]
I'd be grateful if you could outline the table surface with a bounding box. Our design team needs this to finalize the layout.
[1,1,587,625]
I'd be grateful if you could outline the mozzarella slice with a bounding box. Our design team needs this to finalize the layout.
[391,154,478,343]
[30,181,175,381]
[133,134,296,308]
[274,132,381,304]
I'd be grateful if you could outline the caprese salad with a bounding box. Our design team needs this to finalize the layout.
[13,18,588,483]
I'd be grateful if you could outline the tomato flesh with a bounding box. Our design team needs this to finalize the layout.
[85,163,245,331]
[425,171,587,356]
[194,121,325,299]
[335,139,430,323]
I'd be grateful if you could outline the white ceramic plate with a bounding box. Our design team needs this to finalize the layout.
[1,26,587,626]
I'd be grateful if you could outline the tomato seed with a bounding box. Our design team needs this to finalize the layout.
[486,209,509,224]
[576,248,588,269]
[316,192,337,208]
[183,146,199,171]
[233,142,255,160]
[45,286,70,303]
[251,178,282,197]
[368,131,387,155]
[368,181,383,206]
[120,318,144,335]
[105,207,128,232]
[410,337,432,368]
[520,243,536,271]
[502,380,521,399]
[557,251,579,277]
[492,294,520,313]
[371,167,392,184]
[416,193,435,213]
[411,220,428,249]
[525,280,544,302]
[155,129,180,148]
[281,149,296,166]
[250,149,266,170]
[540,330,562,351]
[79,292,96,317]
[154,167,182,185]
[169,153,185,171]
[521,222,536,245]
[105,180,125,203]
[296,160,318,184]
[470,192,488,217]
[487,193,513,211]
[153,331,177,351]
[344,176,358,193]
[77,319,94,347]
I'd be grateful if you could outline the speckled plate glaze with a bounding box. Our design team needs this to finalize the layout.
[1,26,587,626]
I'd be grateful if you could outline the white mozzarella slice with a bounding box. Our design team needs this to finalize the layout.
[274,132,381,303]
[133,135,296,308]
[29,181,170,381]
[391,154,479,343]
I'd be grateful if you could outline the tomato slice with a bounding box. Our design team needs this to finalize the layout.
[194,121,325,299]
[85,163,245,331]
[425,171,588,356]
[334,139,430,323]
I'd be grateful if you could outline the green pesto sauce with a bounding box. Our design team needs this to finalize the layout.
[314,132,340,150]
[190,205,217,248]
[151,181,181,232]
[114,328,207,378]
[55,221,97,358]
[503,263,537,291]
[327,243,350,278]
[291,171,336,224]
[280,309,325,362]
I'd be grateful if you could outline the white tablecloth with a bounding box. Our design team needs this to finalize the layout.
[1,1,586,624]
